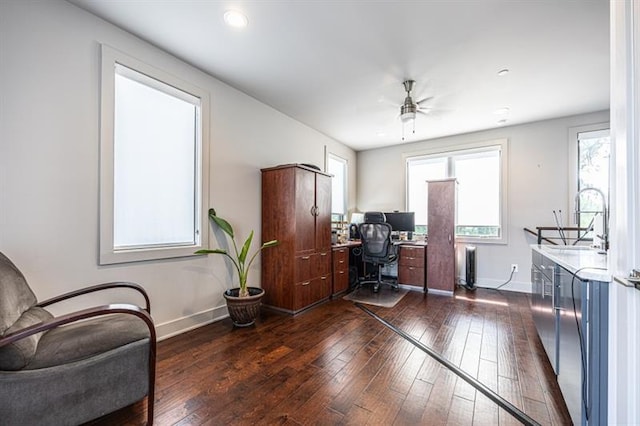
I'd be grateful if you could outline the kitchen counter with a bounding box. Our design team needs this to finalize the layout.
[531,244,611,282]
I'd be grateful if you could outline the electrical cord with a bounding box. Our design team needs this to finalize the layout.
[569,266,607,423]
[493,265,517,290]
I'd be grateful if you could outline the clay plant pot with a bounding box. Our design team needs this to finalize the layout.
[223,287,265,327]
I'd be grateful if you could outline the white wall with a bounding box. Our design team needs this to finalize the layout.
[357,111,610,292]
[0,0,356,338]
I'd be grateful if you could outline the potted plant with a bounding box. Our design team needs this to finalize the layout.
[196,208,278,327]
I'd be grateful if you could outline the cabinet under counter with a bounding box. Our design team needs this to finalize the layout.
[530,245,610,425]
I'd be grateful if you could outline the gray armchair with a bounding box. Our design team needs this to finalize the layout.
[0,252,156,425]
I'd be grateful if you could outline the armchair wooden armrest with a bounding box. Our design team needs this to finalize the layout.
[36,281,151,313]
[0,303,156,349]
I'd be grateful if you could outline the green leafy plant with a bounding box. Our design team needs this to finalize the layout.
[196,208,278,297]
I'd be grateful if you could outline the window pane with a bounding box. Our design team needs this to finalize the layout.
[406,144,503,240]
[454,151,500,237]
[577,131,610,230]
[407,157,447,232]
[328,155,346,215]
[113,70,198,249]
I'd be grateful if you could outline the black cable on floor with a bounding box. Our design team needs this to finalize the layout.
[355,302,541,426]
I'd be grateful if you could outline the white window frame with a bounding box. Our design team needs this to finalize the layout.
[327,152,348,218]
[99,45,210,264]
[567,123,610,210]
[405,138,509,244]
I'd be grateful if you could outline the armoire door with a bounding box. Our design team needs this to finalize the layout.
[295,168,316,253]
[315,173,332,250]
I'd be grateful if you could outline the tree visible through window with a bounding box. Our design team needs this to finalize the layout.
[576,129,610,233]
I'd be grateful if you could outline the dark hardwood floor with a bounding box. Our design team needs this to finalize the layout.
[89,288,571,425]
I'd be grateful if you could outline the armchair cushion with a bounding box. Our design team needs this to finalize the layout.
[0,306,53,370]
[26,313,150,370]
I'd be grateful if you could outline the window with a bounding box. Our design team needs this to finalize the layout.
[100,45,210,264]
[406,140,507,242]
[327,153,347,222]
[575,128,610,235]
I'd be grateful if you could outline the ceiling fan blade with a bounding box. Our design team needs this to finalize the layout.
[415,96,434,105]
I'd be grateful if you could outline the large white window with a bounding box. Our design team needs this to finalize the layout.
[100,45,209,264]
[406,140,507,242]
[327,153,347,220]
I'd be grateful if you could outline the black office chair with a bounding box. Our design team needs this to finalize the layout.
[358,212,399,293]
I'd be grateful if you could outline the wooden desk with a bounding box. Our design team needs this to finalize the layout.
[331,240,361,296]
[395,241,428,290]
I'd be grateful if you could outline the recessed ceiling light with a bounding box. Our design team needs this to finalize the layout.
[497,69,510,76]
[376,132,386,137]
[493,107,510,115]
[497,119,508,125]
[224,10,248,28]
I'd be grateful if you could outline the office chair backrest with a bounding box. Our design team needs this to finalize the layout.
[359,222,393,262]
[363,211,386,223]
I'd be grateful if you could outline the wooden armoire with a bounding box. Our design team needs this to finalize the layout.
[261,164,332,313]
[426,178,457,294]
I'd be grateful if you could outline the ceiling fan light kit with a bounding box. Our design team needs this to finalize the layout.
[400,79,418,140]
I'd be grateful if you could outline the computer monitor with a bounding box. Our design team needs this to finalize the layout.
[383,211,415,232]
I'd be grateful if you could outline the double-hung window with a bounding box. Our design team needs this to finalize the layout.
[406,139,507,243]
[100,45,210,264]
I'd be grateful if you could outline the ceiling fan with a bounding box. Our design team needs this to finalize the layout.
[399,79,432,140]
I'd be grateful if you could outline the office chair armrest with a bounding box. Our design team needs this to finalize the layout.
[388,244,399,262]
[37,281,151,314]
[0,303,156,349]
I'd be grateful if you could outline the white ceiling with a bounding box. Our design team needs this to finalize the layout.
[68,0,610,151]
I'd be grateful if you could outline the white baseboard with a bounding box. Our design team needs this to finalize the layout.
[469,278,532,293]
[427,288,455,296]
[156,305,229,341]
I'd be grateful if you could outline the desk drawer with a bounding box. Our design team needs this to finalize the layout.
[399,246,425,268]
[333,269,349,294]
[332,247,349,274]
[399,266,425,286]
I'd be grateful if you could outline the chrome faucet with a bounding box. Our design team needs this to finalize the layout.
[574,187,609,251]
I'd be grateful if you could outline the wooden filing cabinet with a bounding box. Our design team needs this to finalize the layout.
[332,246,349,296]
[398,244,427,288]
[261,164,333,314]
[426,178,457,293]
